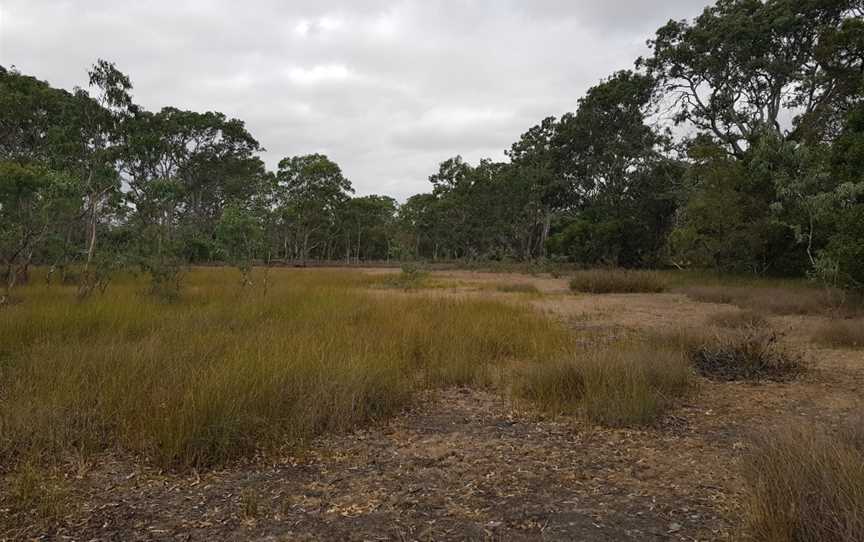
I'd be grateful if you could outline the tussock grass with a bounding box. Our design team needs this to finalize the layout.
[513,339,693,426]
[568,269,667,294]
[743,421,864,542]
[707,309,769,329]
[660,327,807,381]
[811,318,864,349]
[0,268,571,469]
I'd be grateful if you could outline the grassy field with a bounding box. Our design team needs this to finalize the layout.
[0,268,576,469]
[2,266,862,540]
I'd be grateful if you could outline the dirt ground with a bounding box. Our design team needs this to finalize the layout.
[3,269,862,541]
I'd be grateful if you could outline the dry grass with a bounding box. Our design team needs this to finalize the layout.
[490,282,540,294]
[0,268,572,470]
[513,339,693,426]
[1,462,69,523]
[677,285,853,316]
[660,327,807,382]
[569,269,667,294]
[742,421,864,542]
[811,318,864,349]
[707,309,768,330]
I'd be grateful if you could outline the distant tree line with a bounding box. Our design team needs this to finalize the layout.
[1,0,863,303]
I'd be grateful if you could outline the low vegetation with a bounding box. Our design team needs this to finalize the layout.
[513,339,693,426]
[677,285,853,316]
[491,282,540,294]
[660,327,807,382]
[568,269,668,294]
[0,268,572,470]
[743,422,864,542]
[706,309,768,330]
[811,318,864,349]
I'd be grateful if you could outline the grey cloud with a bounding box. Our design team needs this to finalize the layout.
[1,0,711,200]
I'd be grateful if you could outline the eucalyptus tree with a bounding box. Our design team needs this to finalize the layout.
[0,163,80,304]
[548,71,680,267]
[275,154,353,264]
[641,0,864,156]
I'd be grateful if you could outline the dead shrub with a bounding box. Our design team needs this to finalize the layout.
[660,327,807,382]
[569,269,667,294]
[743,421,864,542]
[694,329,806,381]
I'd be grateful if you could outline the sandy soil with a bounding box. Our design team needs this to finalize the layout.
[3,269,862,541]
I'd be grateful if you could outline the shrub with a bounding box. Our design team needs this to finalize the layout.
[742,422,864,542]
[568,269,668,294]
[679,328,807,381]
[376,263,429,289]
[513,340,693,426]
[811,318,864,349]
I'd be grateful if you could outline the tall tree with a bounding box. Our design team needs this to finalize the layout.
[275,154,353,264]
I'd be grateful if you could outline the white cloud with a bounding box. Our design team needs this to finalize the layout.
[0,0,712,200]
[286,64,352,84]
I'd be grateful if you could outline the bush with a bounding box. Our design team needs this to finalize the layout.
[811,318,864,349]
[568,269,668,294]
[513,340,692,426]
[376,263,429,289]
[680,328,807,381]
[742,422,864,541]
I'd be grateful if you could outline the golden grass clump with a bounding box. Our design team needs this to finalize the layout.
[513,339,693,426]
[811,318,864,349]
[0,268,571,469]
[568,269,668,294]
[742,421,864,542]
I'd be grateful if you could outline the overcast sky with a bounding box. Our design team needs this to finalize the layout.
[1,0,710,200]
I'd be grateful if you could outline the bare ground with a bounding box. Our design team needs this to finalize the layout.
[3,269,862,541]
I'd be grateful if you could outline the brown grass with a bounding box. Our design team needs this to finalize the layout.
[743,421,864,541]
[707,310,768,329]
[811,318,864,349]
[513,339,693,426]
[491,282,540,294]
[568,269,668,294]
[678,285,852,316]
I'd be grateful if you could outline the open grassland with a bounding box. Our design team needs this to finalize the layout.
[2,266,863,541]
[0,268,572,470]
